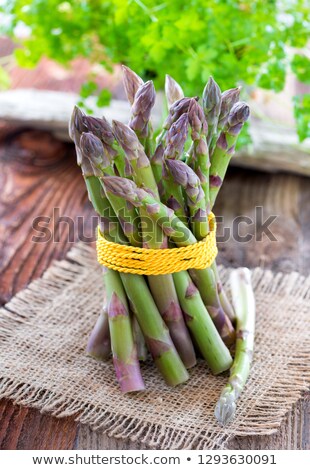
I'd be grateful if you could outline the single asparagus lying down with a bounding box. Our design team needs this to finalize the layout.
[215,268,256,425]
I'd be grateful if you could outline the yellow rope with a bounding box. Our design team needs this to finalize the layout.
[96,213,217,275]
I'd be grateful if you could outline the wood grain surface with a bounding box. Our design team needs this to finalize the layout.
[0,128,309,450]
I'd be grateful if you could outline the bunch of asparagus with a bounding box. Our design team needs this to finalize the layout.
[69,67,255,424]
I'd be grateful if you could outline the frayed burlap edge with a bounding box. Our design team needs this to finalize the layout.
[0,242,309,450]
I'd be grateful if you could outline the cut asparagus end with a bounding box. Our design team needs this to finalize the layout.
[214,391,236,426]
[113,358,146,393]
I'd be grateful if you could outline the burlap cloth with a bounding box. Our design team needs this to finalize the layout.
[0,243,309,450]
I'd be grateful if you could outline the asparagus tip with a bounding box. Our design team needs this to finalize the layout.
[122,65,144,105]
[165,74,184,108]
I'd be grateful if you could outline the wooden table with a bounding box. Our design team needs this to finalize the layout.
[0,128,309,450]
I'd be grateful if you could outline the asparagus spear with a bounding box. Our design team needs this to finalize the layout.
[129,80,156,141]
[70,116,144,391]
[132,314,148,361]
[165,156,235,343]
[187,98,210,207]
[165,75,184,109]
[210,102,250,207]
[215,268,255,424]
[105,266,145,393]
[202,77,222,148]
[212,263,236,323]
[162,114,189,223]
[112,120,158,196]
[186,101,236,326]
[111,119,197,368]
[86,293,111,361]
[173,271,232,374]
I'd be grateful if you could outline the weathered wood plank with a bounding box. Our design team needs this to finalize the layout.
[0,400,78,450]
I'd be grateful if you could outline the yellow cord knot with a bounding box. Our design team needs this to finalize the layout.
[96,213,217,275]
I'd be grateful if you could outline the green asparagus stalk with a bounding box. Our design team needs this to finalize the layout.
[165,74,184,109]
[151,142,165,186]
[86,292,111,361]
[132,314,148,361]
[111,119,197,368]
[202,76,222,148]
[210,102,250,207]
[211,263,236,323]
[173,271,232,374]
[105,266,145,393]
[215,268,255,424]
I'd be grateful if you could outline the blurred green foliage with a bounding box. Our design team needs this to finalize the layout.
[1,0,309,140]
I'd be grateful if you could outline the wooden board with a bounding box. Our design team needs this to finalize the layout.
[0,128,309,449]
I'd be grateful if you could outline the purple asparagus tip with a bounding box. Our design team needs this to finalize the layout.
[165,74,184,108]
[228,102,250,127]
[218,87,241,128]
[188,98,208,140]
[163,96,196,130]
[112,120,138,153]
[129,80,156,137]
[80,132,110,174]
[166,159,198,188]
[203,76,222,114]
[164,113,189,159]
[122,65,144,105]
[102,176,140,205]
[69,105,86,143]
[82,115,115,147]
